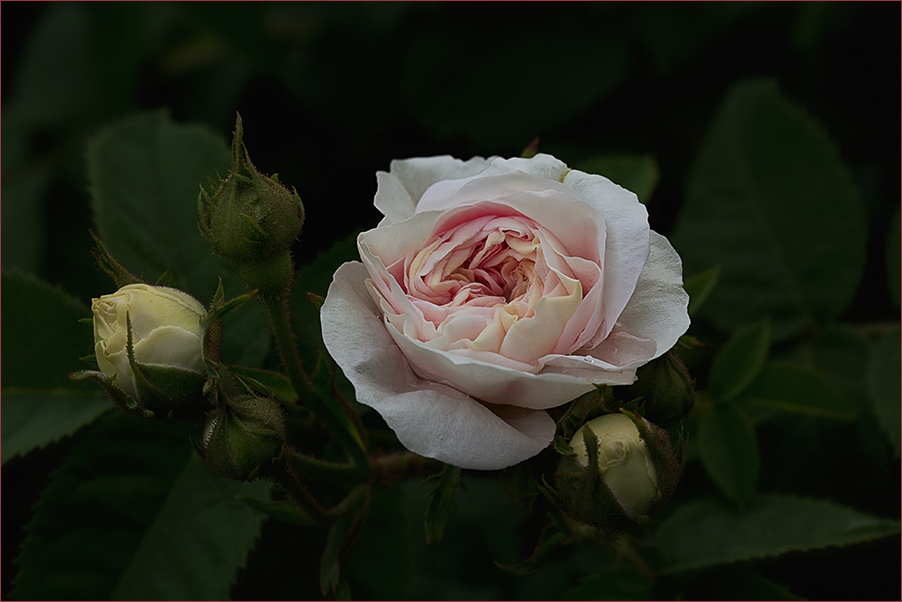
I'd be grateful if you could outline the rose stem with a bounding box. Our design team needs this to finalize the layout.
[264,293,370,472]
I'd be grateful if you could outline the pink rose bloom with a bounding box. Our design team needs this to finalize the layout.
[322,154,689,470]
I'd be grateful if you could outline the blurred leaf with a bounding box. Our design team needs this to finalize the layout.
[87,109,270,367]
[867,325,901,457]
[698,402,759,508]
[563,567,654,601]
[672,79,865,340]
[423,464,463,545]
[739,361,855,420]
[808,324,871,410]
[575,154,660,204]
[7,3,95,127]
[709,318,771,401]
[683,266,721,316]
[11,413,269,600]
[0,156,50,272]
[656,494,901,574]
[346,484,412,599]
[402,21,628,149]
[886,207,900,309]
[496,522,572,576]
[1,391,110,465]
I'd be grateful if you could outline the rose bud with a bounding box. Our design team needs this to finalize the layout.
[198,114,304,298]
[616,351,695,426]
[91,283,208,416]
[554,413,681,530]
[201,394,286,481]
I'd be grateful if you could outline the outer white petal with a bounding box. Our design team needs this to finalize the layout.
[607,230,691,363]
[376,156,494,220]
[133,326,205,373]
[321,261,557,470]
[563,168,650,344]
[490,153,570,182]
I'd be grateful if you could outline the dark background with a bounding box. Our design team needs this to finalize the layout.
[3,2,900,600]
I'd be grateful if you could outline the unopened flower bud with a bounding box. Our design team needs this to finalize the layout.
[554,413,682,530]
[571,414,659,516]
[201,394,286,481]
[91,284,208,416]
[198,114,304,297]
[619,351,695,426]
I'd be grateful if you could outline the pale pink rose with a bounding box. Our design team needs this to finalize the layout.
[322,154,689,470]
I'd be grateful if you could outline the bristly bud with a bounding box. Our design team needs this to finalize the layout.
[200,393,287,481]
[616,351,695,426]
[198,114,305,298]
[552,413,682,532]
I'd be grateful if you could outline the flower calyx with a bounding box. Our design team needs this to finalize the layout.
[198,113,305,299]
[199,387,287,482]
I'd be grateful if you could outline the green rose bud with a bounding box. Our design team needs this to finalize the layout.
[554,412,682,530]
[198,114,304,298]
[618,351,695,426]
[201,394,286,481]
[92,284,208,415]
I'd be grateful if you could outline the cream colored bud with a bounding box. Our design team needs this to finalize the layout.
[570,414,660,517]
[92,284,207,401]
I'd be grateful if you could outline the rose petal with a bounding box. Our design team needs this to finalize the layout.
[539,353,638,386]
[322,261,557,470]
[563,168,650,344]
[383,319,596,409]
[377,156,494,221]
[605,230,690,363]
[133,326,205,373]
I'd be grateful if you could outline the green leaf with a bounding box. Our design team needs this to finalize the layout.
[739,361,855,420]
[238,497,315,526]
[87,110,270,367]
[574,154,660,203]
[672,79,865,340]
[12,413,269,600]
[0,272,113,463]
[111,456,271,600]
[1,391,110,465]
[423,464,463,545]
[1,271,93,389]
[656,494,900,574]
[697,402,759,508]
[709,318,771,401]
[867,325,901,457]
[683,266,721,316]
